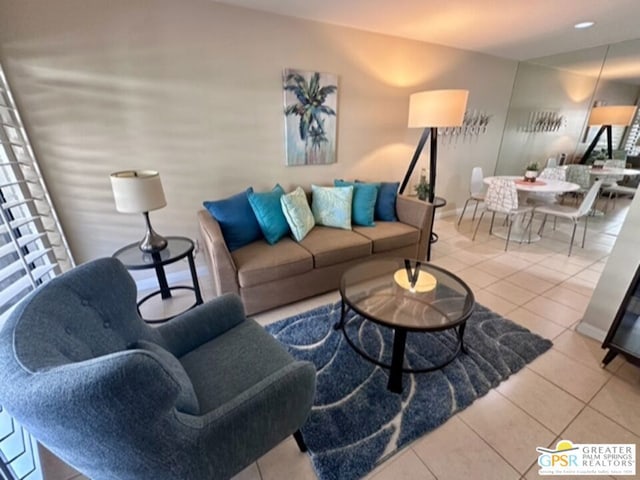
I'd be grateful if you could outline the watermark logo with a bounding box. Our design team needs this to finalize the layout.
[537,440,636,476]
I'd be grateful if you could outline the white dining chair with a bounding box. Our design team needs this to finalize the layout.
[545,157,558,168]
[457,166,486,226]
[563,164,591,204]
[599,159,631,211]
[533,180,603,256]
[472,178,534,251]
[527,167,567,206]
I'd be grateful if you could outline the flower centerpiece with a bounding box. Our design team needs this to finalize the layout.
[524,162,539,182]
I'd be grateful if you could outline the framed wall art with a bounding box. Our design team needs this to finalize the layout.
[283,69,338,166]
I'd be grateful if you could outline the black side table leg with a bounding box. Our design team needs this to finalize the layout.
[601,349,618,367]
[187,252,203,305]
[388,328,407,393]
[155,264,172,299]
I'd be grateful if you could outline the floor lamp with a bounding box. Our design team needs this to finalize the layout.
[579,105,637,163]
[399,89,469,204]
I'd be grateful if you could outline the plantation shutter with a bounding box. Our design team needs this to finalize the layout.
[623,107,640,156]
[0,64,74,479]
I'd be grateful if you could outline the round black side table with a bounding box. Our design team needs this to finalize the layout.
[113,236,203,323]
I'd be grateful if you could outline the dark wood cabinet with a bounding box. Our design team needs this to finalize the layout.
[602,265,640,367]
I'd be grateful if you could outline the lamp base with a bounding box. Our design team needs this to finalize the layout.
[139,211,167,253]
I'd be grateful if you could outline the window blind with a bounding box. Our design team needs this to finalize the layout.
[0,64,74,479]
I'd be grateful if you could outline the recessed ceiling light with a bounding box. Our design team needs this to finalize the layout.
[574,21,595,29]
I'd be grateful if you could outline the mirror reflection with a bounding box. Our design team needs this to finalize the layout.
[495,38,640,176]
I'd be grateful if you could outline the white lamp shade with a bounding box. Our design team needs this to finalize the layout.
[408,89,469,128]
[587,105,637,126]
[110,170,167,213]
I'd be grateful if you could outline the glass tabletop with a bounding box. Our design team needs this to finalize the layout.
[112,236,194,269]
[340,258,474,331]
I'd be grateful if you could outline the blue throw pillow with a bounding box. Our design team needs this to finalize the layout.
[356,180,399,221]
[334,180,378,226]
[203,188,262,251]
[311,185,353,230]
[247,184,290,245]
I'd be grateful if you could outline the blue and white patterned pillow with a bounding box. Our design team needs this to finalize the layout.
[311,185,353,230]
[280,186,315,241]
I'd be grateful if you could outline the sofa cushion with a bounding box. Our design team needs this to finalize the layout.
[353,221,419,253]
[334,180,378,226]
[131,340,200,415]
[247,184,289,245]
[298,226,371,268]
[311,185,353,230]
[281,186,315,242]
[232,238,313,288]
[203,188,262,251]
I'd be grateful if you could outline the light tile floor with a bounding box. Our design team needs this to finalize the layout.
[43,197,640,480]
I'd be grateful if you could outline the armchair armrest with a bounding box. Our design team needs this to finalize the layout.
[198,210,239,296]
[157,293,246,357]
[175,361,316,478]
[396,195,434,261]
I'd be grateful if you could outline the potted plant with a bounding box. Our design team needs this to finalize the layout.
[524,162,539,182]
[415,168,431,201]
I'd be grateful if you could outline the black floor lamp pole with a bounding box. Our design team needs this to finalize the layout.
[580,125,611,164]
[428,127,438,204]
[399,128,430,195]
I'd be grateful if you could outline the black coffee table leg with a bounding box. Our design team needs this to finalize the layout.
[388,328,407,393]
[458,321,468,354]
[334,298,346,330]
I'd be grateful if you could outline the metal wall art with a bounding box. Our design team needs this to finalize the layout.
[437,109,492,143]
[525,111,565,132]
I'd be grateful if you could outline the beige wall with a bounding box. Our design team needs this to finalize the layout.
[0,0,516,269]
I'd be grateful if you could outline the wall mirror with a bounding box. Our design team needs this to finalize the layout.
[494,38,640,176]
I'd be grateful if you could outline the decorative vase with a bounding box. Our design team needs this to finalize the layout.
[524,170,538,182]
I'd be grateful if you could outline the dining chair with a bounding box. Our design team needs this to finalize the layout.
[527,167,567,206]
[457,167,486,226]
[563,164,591,204]
[545,157,558,168]
[599,160,631,210]
[472,178,534,251]
[534,180,603,256]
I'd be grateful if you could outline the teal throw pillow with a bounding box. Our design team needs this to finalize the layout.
[203,188,262,251]
[334,179,378,226]
[131,340,200,415]
[247,184,290,245]
[280,186,315,241]
[356,180,399,221]
[311,185,353,230]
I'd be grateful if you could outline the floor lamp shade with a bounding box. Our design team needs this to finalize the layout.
[408,90,469,128]
[580,105,638,163]
[587,105,637,126]
[110,170,168,252]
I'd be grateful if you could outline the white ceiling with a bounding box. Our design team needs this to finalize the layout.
[214,0,640,60]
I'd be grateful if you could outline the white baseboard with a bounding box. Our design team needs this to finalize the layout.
[575,321,607,342]
[135,266,209,292]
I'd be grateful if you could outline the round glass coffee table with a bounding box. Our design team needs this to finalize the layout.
[336,258,475,393]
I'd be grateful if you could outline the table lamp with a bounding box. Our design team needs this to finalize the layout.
[400,89,469,203]
[580,105,637,163]
[110,170,168,252]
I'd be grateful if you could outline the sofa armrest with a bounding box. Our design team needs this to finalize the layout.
[157,293,246,357]
[198,210,239,296]
[396,195,434,261]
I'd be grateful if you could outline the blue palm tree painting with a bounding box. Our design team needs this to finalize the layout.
[283,69,338,165]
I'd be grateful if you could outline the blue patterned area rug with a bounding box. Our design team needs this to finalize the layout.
[265,301,552,480]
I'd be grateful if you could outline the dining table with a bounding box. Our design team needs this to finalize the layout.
[482,175,580,242]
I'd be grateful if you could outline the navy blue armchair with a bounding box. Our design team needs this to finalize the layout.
[0,258,316,479]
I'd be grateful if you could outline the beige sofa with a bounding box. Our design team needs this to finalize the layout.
[198,195,434,315]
